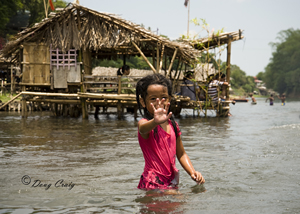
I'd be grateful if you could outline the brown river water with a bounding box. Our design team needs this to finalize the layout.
[0,98,300,213]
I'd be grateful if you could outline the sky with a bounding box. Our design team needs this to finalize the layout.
[66,0,300,77]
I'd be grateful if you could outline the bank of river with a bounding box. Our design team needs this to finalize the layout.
[0,98,299,213]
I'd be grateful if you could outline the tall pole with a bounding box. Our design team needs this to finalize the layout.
[187,0,190,38]
[43,0,48,18]
[226,37,232,100]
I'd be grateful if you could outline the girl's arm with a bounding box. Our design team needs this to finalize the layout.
[138,119,158,139]
[138,98,172,139]
[176,136,205,184]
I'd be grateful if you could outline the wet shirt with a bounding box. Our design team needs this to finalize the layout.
[137,119,181,189]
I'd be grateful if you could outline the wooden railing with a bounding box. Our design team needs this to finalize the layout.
[83,75,143,94]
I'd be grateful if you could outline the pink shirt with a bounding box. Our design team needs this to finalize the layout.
[137,119,181,189]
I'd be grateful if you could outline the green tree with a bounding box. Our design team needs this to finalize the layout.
[264,28,300,97]
[0,0,68,44]
[224,63,256,93]
[256,71,265,81]
[0,0,23,35]
[24,0,68,27]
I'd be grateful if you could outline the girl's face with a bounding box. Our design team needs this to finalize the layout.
[140,84,170,115]
[124,69,130,75]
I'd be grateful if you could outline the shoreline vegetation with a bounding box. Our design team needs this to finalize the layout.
[0,94,20,103]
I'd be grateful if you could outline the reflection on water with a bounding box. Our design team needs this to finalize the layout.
[1,99,300,213]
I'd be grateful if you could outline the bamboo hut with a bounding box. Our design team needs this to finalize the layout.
[176,30,244,117]
[0,3,201,118]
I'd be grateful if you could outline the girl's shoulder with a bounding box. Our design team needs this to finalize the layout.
[168,119,181,137]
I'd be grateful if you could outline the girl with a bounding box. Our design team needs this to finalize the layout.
[117,65,135,94]
[117,65,130,76]
[136,73,205,190]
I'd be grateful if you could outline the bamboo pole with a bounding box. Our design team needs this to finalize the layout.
[27,99,80,104]
[76,8,88,119]
[164,54,167,76]
[117,75,121,94]
[156,43,160,72]
[132,42,156,73]
[10,66,13,96]
[167,48,178,77]
[88,100,137,105]
[152,47,156,70]
[117,75,122,118]
[159,44,165,72]
[21,91,78,97]
[43,0,48,18]
[22,97,27,118]
[78,93,136,101]
[0,92,22,110]
[226,37,232,101]
[187,0,190,38]
[172,59,181,93]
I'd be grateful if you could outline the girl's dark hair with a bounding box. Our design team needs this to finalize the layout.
[136,73,180,138]
[117,65,130,76]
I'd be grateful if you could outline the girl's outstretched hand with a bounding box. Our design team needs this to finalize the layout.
[151,98,172,125]
[191,171,205,184]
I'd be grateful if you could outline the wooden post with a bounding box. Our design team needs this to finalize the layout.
[152,47,156,70]
[117,75,122,119]
[117,75,122,94]
[22,97,26,117]
[132,42,156,73]
[10,66,13,96]
[226,37,232,100]
[123,55,126,65]
[21,86,25,117]
[167,48,178,77]
[83,49,92,75]
[134,105,138,120]
[159,44,165,72]
[76,9,88,119]
[187,0,190,38]
[156,43,160,72]
[54,103,58,116]
[164,54,167,76]
[43,0,48,18]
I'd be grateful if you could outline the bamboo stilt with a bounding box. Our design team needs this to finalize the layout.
[134,105,138,120]
[117,75,121,94]
[117,101,122,119]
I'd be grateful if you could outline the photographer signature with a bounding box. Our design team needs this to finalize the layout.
[21,175,75,190]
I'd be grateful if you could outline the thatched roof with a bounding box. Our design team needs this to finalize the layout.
[181,30,244,51]
[1,3,200,64]
[0,56,12,70]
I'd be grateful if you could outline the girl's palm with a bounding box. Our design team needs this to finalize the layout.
[151,98,172,124]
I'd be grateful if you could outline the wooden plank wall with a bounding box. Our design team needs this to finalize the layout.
[22,43,50,84]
